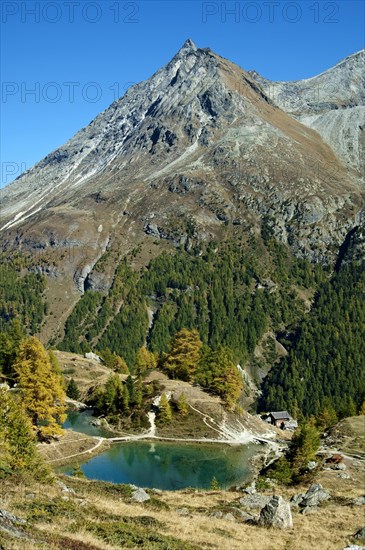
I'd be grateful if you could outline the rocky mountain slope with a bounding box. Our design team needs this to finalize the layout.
[0,40,363,327]
[249,49,365,172]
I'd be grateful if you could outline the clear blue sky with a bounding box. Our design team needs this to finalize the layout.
[1,0,364,186]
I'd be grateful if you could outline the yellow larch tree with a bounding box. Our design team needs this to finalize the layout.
[163,328,202,382]
[14,337,66,439]
[134,347,157,376]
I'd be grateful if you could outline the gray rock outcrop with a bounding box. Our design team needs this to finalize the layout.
[243,482,257,494]
[333,462,347,470]
[239,493,271,509]
[84,352,101,363]
[250,49,365,172]
[299,483,331,508]
[209,511,236,521]
[258,495,293,529]
[131,487,150,503]
[57,481,76,494]
[176,507,190,516]
[352,496,365,506]
[0,509,27,540]
[0,510,25,526]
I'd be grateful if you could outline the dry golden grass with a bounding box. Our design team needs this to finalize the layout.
[37,430,110,465]
[328,416,365,458]
[54,350,113,396]
[315,460,365,499]
[31,488,365,550]
[1,469,365,550]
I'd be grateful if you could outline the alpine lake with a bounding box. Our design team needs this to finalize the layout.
[58,410,260,490]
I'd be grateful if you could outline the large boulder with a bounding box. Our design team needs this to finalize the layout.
[333,463,347,471]
[300,483,331,507]
[290,493,304,508]
[131,487,150,503]
[259,496,293,529]
[84,352,101,363]
[56,481,75,494]
[0,509,27,540]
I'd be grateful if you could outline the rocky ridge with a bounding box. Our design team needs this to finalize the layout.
[249,49,365,172]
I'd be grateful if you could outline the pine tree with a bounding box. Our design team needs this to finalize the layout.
[176,393,189,416]
[0,319,25,380]
[125,375,135,406]
[0,332,14,378]
[290,421,320,479]
[100,348,114,369]
[317,402,338,431]
[0,389,40,475]
[210,476,220,490]
[113,353,129,374]
[196,346,243,410]
[102,374,123,414]
[48,350,62,375]
[7,318,25,350]
[13,337,66,439]
[157,393,172,424]
[134,378,143,409]
[134,347,157,376]
[66,378,80,401]
[164,328,202,382]
[268,455,292,485]
[345,397,357,417]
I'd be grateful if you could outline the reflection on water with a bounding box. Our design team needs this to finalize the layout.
[59,440,258,490]
[63,410,113,438]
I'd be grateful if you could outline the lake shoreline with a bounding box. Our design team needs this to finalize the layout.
[43,428,267,465]
[43,408,283,489]
[57,437,260,490]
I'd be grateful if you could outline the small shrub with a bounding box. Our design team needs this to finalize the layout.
[210,476,220,490]
[71,465,85,479]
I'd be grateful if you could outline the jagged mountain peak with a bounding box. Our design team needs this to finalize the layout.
[0,44,363,289]
[0,41,270,229]
[179,38,198,53]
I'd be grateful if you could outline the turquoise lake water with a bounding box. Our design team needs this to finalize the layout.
[61,411,259,490]
[63,409,113,438]
[60,440,257,490]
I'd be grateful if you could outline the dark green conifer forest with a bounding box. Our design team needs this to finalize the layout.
[1,237,364,420]
[0,256,47,335]
[259,262,365,417]
[58,240,314,366]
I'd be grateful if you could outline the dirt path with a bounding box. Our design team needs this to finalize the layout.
[47,436,105,463]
